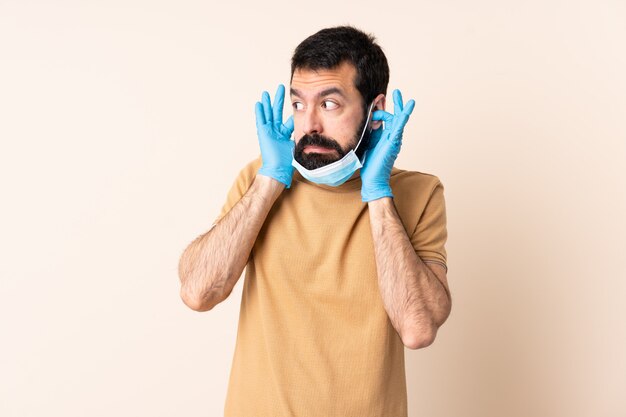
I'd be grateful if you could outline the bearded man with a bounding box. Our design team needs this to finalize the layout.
[178,25,451,417]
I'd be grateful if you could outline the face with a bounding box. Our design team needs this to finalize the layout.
[290,61,383,170]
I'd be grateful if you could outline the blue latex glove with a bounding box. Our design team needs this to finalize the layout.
[360,89,415,202]
[255,84,295,187]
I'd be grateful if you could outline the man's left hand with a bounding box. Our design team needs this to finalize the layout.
[360,89,415,202]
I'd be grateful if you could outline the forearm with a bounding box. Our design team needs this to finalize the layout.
[178,175,284,311]
[368,197,451,349]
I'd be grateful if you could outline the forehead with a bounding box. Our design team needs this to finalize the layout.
[290,61,360,99]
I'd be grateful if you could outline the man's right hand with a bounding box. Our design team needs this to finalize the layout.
[255,84,295,188]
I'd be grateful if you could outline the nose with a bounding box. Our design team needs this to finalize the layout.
[302,107,323,136]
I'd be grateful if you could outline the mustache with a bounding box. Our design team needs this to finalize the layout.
[294,133,346,157]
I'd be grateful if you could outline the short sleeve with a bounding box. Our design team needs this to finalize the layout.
[212,156,263,225]
[410,180,448,271]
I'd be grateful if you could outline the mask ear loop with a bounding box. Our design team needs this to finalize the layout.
[353,101,376,153]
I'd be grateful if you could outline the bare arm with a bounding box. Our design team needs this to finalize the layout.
[178,175,284,311]
[368,197,451,349]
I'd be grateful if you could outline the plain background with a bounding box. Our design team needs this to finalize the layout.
[1,0,625,416]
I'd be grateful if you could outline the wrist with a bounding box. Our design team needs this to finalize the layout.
[367,197,397,234]
[258,165,294,188]
[253,174,286,201]
[367,196,394,208]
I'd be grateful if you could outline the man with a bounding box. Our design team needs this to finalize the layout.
[178,26,451,417]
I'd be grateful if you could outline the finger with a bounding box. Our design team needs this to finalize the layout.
[367,126,383,150]
[395,99,416,127]
[262,91,272,124]
[390,100,416,142]
[283,114,294,132]
[255,102,266,127]
[393,89,404,113]
[404,99,415,116]
[280,115,294,138]
[272,84,285,125]
[372,110,394,123]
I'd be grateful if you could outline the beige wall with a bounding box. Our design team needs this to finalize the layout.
[1,1,624,416]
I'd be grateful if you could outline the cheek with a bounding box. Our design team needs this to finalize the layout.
[292,108,362,145]
[325,113,361,143]
[324,119,354,140]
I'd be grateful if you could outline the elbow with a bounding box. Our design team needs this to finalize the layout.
[401,292,452,350]
[401,306,451,350]
[178,255,224,312]
[179,285,221,312]
[401,324,437,350]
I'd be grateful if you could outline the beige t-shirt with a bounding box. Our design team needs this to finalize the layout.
[215,156,447,417]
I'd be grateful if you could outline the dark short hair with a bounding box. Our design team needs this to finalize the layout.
[290,26,390,106]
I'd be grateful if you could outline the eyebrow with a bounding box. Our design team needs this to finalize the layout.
[290,87,346,99]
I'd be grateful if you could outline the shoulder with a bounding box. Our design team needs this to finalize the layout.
[389,167,446,232]
[390,167,448,267]
[213,156,263,224]
[239,155,263,182]
[232,155,263,190]
[390,167,444,201]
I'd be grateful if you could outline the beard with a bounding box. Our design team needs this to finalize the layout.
[293,109,372,170]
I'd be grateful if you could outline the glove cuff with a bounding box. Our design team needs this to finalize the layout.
[258,166,294,188]
[361,187,394,202]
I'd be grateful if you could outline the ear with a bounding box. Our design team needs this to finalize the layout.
[369,93,386,130]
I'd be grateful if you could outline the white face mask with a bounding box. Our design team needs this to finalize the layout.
[291,101,375,187]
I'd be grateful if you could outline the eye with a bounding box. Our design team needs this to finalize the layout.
[322,100,338,110]
[292,102,304,111]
